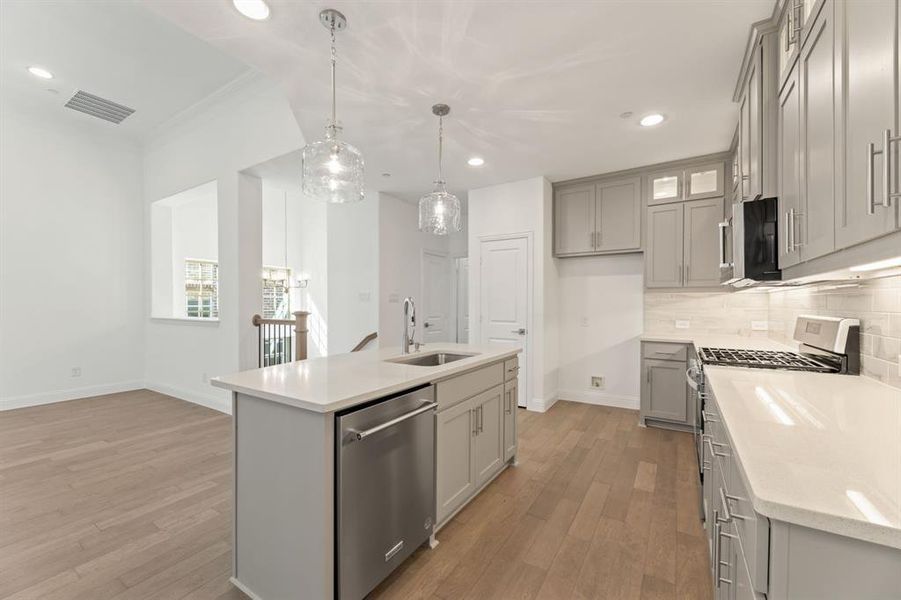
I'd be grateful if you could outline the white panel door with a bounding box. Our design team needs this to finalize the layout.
[479,236,529,407]
[455,257,469,343]
[421,250,450,343]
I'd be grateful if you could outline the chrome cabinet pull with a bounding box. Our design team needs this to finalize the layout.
[723,491,749,521]
[884,129,901,207]
[784,211,791,254]
[707,437,728,458]
[472,408,478,437]
[788,208,795,252]
[868,142,882,215]
[702,410,718,423]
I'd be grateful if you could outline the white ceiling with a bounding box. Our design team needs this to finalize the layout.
[0,0,252,139]
[145,0,773,198]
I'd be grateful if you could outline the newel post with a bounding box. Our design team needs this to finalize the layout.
[293,311,310,361]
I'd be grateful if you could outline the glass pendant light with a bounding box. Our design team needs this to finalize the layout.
[419,104,462,235]
[301,9,364,203]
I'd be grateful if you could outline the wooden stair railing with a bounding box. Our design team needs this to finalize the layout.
[351,332,378,352]
[252,311,309,367]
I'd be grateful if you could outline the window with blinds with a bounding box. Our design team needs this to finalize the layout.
[262,266,291,319]
[185,259,219,318]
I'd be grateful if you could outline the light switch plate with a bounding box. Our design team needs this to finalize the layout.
[591,376,604,389]
[388,293,399,303]
[675,320,690,329]
[751,320,769,331]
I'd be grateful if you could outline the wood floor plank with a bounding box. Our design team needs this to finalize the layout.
[2,394,712,600]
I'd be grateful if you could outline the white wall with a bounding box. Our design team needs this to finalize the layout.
[143,74,303,412]
[326,191,379,354]
[557,254,644,408]
[468,176,557,411]
[0,98,144,409]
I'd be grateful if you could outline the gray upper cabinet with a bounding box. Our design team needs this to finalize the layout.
[596,177,642,252]
[684,198,726,286]
[554,185,595,255]
[798,1,835,261]
[646,203,685,288]
[834,0,900,249]
[554,177,641,257]
[646,198,724,288]
[778,59,802,269]
[648,163,725,205]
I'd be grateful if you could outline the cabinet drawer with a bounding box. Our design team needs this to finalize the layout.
[724,457,769,595]
[642,342,688,362]
[436,362,504,410]
[504,356,519,381]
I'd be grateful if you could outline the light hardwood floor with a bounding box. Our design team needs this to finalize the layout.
[0,391,711,600]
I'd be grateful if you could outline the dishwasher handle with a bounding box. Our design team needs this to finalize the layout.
[348,401,437,441]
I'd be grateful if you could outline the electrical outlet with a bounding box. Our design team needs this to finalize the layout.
[751,320,769,331]
[388,293,400,303]
[675,320,690,329]
[358,291,371,302]
[580,317,589,328]
[70,367,81,378]
[591,376,605,389]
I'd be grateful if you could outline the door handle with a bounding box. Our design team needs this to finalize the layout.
[511,328,526,335]
[717,221,729,268]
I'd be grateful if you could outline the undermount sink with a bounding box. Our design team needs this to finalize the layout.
[387,352,478,367]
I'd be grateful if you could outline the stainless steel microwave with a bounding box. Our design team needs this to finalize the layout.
[720,197,781,287]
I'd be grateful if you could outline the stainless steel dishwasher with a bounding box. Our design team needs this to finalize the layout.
[335,384,436,600]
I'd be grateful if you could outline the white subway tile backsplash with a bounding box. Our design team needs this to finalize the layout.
[644,274,901,390]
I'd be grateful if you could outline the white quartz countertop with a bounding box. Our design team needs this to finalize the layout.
[704,366,901,549]
[640,332,794,351]
[211,343,520,413]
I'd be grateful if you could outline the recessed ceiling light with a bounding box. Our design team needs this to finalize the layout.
[467,157,485,167]
[233,0,270,20]
[27,66,53,80]
[640,113,665,127]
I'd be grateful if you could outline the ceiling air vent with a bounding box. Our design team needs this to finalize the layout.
[64,90,135,124]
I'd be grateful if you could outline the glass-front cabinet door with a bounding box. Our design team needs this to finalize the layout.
[648,170,682,206]
[685,162,725,200]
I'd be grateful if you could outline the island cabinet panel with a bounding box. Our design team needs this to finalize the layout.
[436,361,518,527]
[503,379,518,463]
[436,398,476,524]
[472,385,505,488]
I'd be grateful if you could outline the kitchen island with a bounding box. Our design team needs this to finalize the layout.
[212,342,521,600]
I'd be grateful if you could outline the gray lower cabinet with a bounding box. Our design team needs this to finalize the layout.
[639,342,693,429]
[472,385,504,489]
[436,397,476,523]
[503,379,517,463]
[703,390,901,600]
[436,367,518,526]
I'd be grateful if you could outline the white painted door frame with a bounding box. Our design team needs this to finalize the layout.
[474,231,533,409]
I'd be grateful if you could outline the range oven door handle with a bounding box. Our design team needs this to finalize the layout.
[348,402,437,441]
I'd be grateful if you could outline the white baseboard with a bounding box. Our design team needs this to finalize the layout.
[144,381,232,415]
[0,380,144,411]
[529,394,559,413]
[556,389,639,410]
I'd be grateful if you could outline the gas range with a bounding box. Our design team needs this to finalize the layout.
[697,347,838,373]
[697,316,861,376]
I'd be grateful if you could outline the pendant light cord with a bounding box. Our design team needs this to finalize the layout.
[437,115,444,182]
[330,24,337,127]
